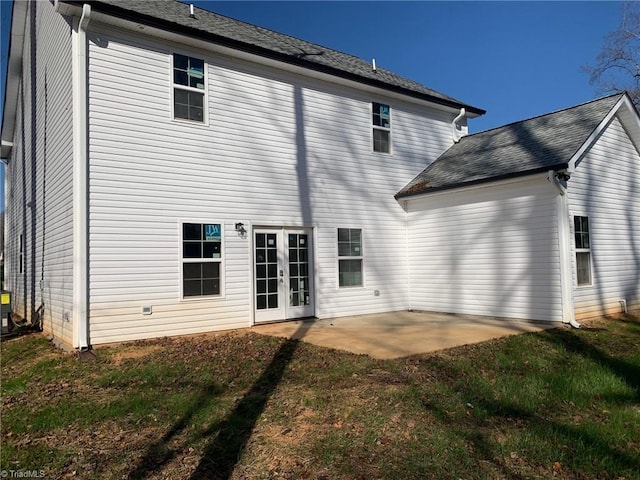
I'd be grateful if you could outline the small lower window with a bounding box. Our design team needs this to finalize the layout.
[338,228,362,287]
[574,216,591,286]
[182,223,222,297]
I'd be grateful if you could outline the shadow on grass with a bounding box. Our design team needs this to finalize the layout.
[417,324,640,477]
[538,326,640,399]
[188,337,299,479]
[127,324,308,480]
[127,383,223,479]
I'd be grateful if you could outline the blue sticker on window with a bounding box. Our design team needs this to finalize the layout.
[205,224,221,241]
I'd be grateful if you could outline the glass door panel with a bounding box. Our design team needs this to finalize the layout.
[254,228,314,323]
[254,230,284,323]
[255,232,279,311]
[288,233,310,307]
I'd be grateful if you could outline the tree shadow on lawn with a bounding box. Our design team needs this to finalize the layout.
[538,326,640,400]
[127,328,305,480]
[126,382,223,479]
[418,326,640,478]
[423,382,640,478]
[188,337,300,480]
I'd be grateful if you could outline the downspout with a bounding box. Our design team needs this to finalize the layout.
[452,108,466,143]
[548,170,581,329]
[70,4,92,350]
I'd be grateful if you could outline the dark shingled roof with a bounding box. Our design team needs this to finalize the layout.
[396,93,624,198]
[72,0,484,115]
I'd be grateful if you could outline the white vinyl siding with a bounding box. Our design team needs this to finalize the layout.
[406,177,563,322]
[4,1,74,347]
[85,25,457,344]
[569,116,640,320]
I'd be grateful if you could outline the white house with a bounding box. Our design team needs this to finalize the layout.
[1,0,638,351]
[398,94,640,325]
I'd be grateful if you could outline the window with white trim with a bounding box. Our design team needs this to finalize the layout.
[182,223,222,297]
[372,102,390,153]
[338,228,363,287]
[173,53,205,122]
[574,216,591,286]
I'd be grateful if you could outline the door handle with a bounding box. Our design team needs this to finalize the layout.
[279,270,284,277]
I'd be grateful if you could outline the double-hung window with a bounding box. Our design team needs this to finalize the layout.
[372,102,391,153]
[182,223,222,297]
[574,216,592,286]
[338,228,363,287]
[173,53,205,122]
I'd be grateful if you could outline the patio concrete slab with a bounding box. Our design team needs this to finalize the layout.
[252,311,558,359]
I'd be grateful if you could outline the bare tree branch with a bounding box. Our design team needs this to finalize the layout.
[584,1,640,107]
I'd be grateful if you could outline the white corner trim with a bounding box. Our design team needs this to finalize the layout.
[71,4,92,350]
[549,170,579,328]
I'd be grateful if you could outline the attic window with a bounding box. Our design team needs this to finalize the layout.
[173,53,205,122]
[372,102,390,153]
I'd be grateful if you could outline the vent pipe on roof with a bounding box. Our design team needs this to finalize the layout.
[372,58,377,73]
[189,4,195,18]
[452,108,466,143]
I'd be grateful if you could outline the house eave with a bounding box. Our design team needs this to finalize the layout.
[396,164,569,200]
[1,0,29,159]
[58,0,485,117]
[568,93,629,171]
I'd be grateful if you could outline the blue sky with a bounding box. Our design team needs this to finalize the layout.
[0,1,626,210]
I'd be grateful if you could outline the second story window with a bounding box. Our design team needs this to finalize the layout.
[372,102,391,153]
[173,53,205,122]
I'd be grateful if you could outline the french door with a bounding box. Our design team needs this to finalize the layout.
[254,228,314,323]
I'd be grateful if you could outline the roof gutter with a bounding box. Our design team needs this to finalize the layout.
[62,1,92,350]
[395,164,569,200]
[1,1,29,159]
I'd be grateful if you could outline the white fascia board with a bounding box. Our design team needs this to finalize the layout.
[1,1,29,156]
[569,95,626,172]
[61,6,471,118]
[613,95,640,156]
[401,172,550,203]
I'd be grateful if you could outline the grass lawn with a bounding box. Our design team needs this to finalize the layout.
[1,314,639,479]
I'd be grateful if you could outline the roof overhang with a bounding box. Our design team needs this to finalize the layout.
[570,92,640,170]
[396,168,565,202]
[58,0,485,117]
[1,1,29,160]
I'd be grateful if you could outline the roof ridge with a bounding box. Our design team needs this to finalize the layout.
[463,92,625,139]
[177,0,366,62]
